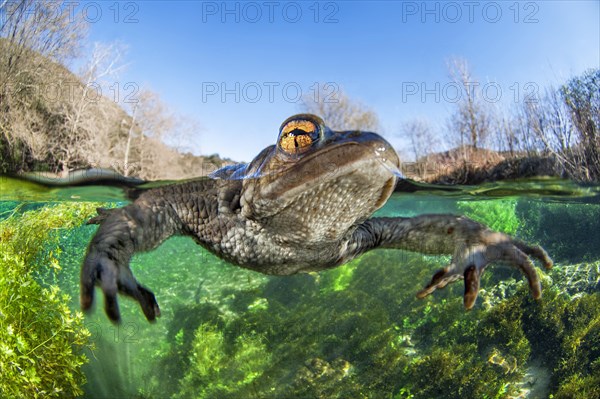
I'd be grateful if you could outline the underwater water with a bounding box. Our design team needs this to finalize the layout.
[1,177,599,399]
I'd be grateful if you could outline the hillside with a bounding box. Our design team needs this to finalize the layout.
[0,39,231,180]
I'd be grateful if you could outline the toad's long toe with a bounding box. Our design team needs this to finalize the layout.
[416,264,463,298]
[414,226,553,310]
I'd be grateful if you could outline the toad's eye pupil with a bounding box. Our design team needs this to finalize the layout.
[279,120,317,154]
[289,128,307,136]
[281,120,317,136]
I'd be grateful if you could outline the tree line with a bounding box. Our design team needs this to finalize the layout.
[430,58,600,182]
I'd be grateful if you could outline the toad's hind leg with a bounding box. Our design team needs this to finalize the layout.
[347,215,553,309]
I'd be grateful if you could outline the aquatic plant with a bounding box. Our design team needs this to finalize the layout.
[518,200,600,263]
[142,302,225,396]
[319,259,359,293]
[520,287,600,398]
[457,199,520,235]
[242,282,408,398]
[175,323,271,399]
[549,261,600,296]
[0,203,100,398]
[389,287,529,398]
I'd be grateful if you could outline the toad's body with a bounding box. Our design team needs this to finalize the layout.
[81,114,552,322]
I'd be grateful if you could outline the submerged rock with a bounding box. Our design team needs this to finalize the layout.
[549,261,600,296]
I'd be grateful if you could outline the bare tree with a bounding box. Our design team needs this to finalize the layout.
[54,42,127,172]
[0,2,202,178]
[446,57,492,153]
[0,0,86,103]
[122,103,138,176]
[524,89,573,152]
[520,86,584,177]
[560,68,600,178]
[499,102,545,157]
[0,0,86,64]
[0,0,87,171]
[126,89,177,179]
[400,119,440,178]
[492,110,514,155]
[491,104,538,158]
[300,87,380,131]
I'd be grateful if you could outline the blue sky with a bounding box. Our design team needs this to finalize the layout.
[84,1,600,161]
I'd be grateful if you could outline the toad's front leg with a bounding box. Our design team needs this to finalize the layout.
[82,201,182,322]
[348,215,553,309]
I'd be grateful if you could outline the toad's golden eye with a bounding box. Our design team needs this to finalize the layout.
[279,120,318,155]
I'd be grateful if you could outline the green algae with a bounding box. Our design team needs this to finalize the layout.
[0,203,99,398]
[458,199,520,235]
[174,323,271,399]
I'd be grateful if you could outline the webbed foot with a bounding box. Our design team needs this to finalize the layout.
[81,207,162,322]
[416,230,553,309]
[81,250,161,322]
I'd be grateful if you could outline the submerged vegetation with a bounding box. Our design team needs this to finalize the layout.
[0,202,99,398]
[175,323,271,399]
[457,199,520,234]
[0,193,599,398]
